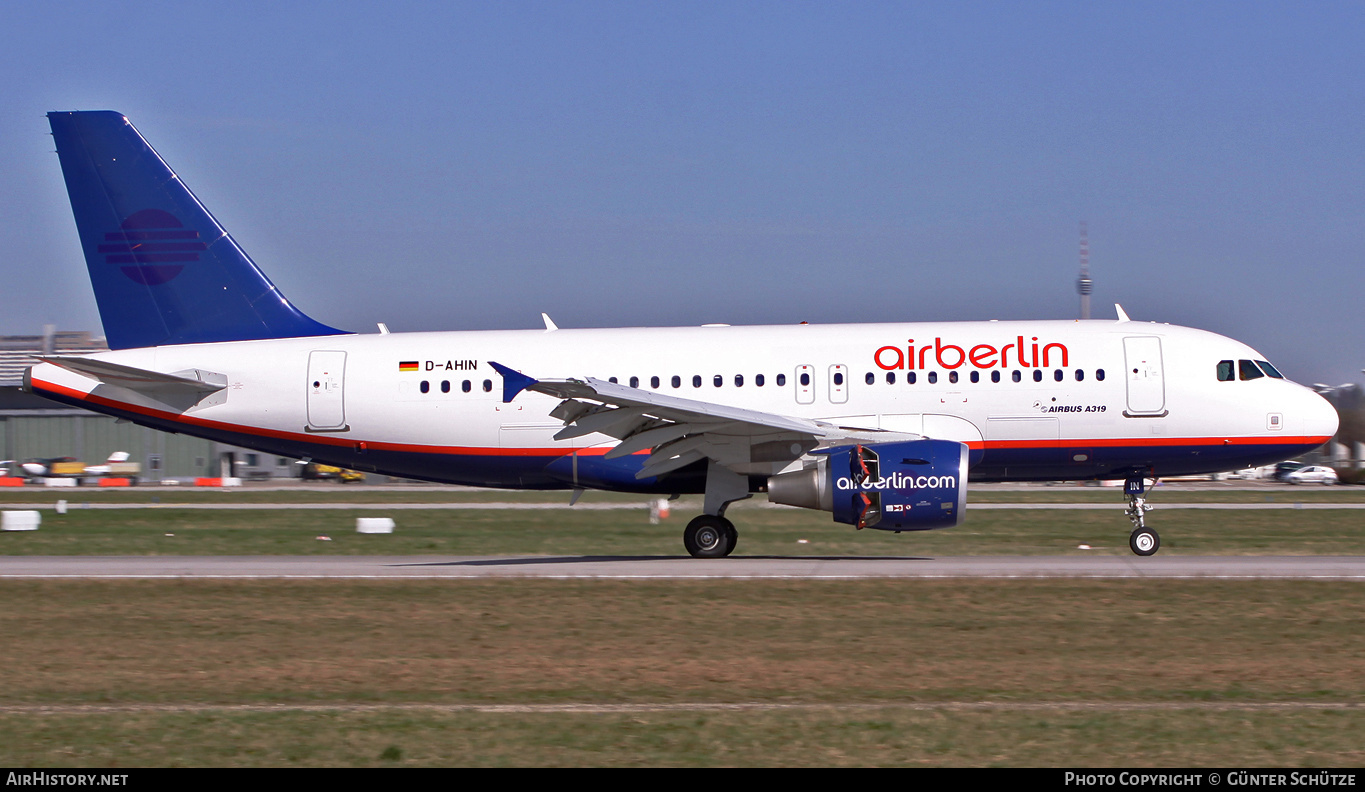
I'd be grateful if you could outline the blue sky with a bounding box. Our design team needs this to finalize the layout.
[3,1,1363,385]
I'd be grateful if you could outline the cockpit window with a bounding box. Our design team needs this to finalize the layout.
[1238,359,1264,381]
[1217,360,1234,381]
[1256,360,1285,379]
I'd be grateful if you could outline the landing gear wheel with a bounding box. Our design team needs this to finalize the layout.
[723,522,738,554]
[684,515,735,558]
[1129,527,1160,557]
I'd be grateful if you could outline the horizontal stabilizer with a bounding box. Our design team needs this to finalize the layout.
[37,356,227,395]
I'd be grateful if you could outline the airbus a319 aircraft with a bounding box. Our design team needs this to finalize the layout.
[26,111,1338,557]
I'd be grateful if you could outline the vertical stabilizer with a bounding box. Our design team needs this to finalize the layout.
[47,111,345,349]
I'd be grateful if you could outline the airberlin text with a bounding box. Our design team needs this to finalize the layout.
[425,360,478,371]
[874,337,1069,371]
[836,472,956,491]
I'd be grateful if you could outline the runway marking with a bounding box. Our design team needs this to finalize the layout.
[0,702,1360,715]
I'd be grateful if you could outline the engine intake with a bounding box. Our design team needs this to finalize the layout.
[767,439,969,531]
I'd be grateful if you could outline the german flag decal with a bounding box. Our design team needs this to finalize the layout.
[399,361,419,372]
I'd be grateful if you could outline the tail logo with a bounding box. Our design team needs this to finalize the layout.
[97,209,207,285]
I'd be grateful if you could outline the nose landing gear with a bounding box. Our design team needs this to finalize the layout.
[1125,476,1160,556]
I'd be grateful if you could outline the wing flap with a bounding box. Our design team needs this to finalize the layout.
[490,360,923,478]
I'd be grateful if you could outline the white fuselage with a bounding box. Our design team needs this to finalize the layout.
[27,319,1338,490]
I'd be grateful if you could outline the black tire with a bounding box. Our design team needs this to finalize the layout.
[724,522,738,555]
[683,515,734,558]
[1129,527,1160,557]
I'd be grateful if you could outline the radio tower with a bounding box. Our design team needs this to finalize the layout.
[1077,220,1093,320]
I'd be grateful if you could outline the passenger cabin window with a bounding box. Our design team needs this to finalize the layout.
[735,374,744,387]
[672,376,681,388]
[928,371,938,384]
[776,373,787,386]
[1217,360,1235,381]
[1238,360,1264,381]
[756,374,765,387]
[629,376,639,388]
[651,376,660,389]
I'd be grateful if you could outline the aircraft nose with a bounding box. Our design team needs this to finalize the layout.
[1299,387,1339,442]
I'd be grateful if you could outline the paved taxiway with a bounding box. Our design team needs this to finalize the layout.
[6,501,1365,511]
[2,555,1363,579]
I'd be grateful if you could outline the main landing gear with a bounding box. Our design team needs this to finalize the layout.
[683,515,738,558]
[1124,476,1160,556]
[682,461,750,559]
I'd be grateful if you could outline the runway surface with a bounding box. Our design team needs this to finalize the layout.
[5,501,1365,510]
[2,555,1363,579]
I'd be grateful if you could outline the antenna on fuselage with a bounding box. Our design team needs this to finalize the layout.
[1077,220,1093,320]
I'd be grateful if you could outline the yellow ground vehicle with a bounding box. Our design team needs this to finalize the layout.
[301,463,365,483]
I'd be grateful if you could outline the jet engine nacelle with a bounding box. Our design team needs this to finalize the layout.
[767,439,969,531]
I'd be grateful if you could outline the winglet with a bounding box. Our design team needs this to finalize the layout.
[1115,304,1131,323]
[489,361,538,403]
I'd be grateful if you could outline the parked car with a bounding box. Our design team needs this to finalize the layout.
[1273,461,1308,481]
[1286,466,1339,485]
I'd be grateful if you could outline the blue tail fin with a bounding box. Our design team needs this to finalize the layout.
[47,111,345,350]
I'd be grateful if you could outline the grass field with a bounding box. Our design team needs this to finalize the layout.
[1,498,1364,556]
[0,579,1362,766]
[2,486,1362,766]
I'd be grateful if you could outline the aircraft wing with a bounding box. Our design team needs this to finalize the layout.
[490,361,919,478]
